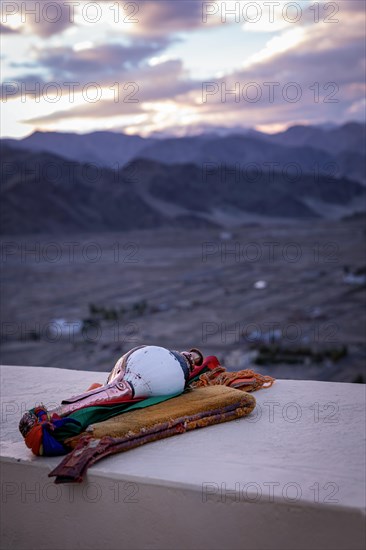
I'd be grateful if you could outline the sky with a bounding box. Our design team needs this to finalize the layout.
[1,0,365,138]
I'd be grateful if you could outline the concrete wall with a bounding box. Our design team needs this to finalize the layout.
[1,365,365,550]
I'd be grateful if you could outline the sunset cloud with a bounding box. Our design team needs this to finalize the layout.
[1,0,365,137]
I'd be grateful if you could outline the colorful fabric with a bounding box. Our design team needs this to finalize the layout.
[49,385,257,483]
[20,394,182,456]
[21,407,82,456]
[18,354,275,457]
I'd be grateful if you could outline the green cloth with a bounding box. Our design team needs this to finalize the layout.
[53,366,212,444]
[54,393,181,442]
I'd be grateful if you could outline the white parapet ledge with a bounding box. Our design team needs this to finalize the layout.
[0,364,365,550]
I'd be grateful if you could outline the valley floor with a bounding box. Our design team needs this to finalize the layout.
[1,218,365,383]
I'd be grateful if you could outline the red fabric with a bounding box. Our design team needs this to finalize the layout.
[189,355,220,380]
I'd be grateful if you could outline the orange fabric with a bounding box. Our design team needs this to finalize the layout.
[25,424,43,455]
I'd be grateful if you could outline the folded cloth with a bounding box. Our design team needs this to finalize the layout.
[49,385,256,483]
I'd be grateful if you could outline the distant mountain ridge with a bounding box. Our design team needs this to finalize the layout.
[1,144,365,235]
[2,122,365,184]
[262,122,366,156]
[1,130,155,168]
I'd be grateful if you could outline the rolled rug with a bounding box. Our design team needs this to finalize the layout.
[49,385,256,483]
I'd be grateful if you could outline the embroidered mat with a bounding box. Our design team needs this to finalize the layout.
[49,385,256,483]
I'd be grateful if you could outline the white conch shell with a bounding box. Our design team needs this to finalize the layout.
[117,345,189,398]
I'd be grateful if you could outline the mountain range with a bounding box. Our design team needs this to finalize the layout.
[1,128,365,234]
[2,122,365,184]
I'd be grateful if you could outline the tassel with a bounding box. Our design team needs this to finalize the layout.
[189,366,275,392]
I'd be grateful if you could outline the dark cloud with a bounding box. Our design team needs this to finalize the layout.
[193,16,366,127]
[338,0,365,13]
[1,1,75,36]
[0,62,190,106]
[237,42,365,88]
[125,60,197,101]
[27,39,171,80]
[1,1,216,39]
[0,74,48,101]
[22,59,198,125]
[120,0,217,36]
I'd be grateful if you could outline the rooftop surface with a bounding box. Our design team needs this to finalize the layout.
[1,365,365,550]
